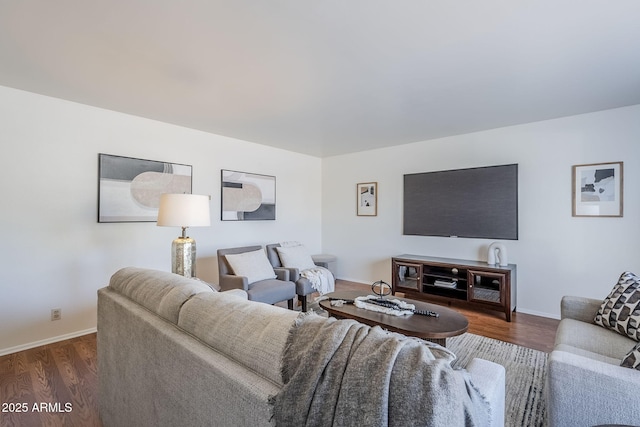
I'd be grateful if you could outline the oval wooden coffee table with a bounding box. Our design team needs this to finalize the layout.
[318,290,468,346]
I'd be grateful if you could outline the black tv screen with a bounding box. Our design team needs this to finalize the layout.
[403,164,518,240]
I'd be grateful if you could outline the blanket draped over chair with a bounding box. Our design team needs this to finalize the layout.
[300,266,335,295]
[271,314,491,427]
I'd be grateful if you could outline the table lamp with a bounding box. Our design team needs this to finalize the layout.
[157,193,211,277]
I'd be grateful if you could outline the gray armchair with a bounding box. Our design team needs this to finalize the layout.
[266,244,316,312]
[217,246,296,309]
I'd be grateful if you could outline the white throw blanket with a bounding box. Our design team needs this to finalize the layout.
[301,267,335,295]
[354,295,415,316]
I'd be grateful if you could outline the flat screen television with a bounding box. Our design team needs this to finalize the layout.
[403,164,518,240]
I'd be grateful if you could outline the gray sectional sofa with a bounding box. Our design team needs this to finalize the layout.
[547,295,640,427]
[98,267,506,426]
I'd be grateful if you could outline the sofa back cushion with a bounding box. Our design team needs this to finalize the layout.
[109,267,214,324]
[178,292,300,385]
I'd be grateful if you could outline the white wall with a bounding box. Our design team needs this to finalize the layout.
[322,105,640,318]
[0,86,322,355]
[2,84,638,355]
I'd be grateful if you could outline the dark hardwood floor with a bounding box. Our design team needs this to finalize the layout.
[0,333,100,427]
[0,279,558,427]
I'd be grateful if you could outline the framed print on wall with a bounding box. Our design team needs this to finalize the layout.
[98,153,192,222]
[357,182,377,216]
[572,161,623,217]
[221,169,276,220]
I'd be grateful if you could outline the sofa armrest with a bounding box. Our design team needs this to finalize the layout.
[547,350,640,427]
[467,358,505,427]
[560,296,602,322]
[221,289,249,299]
[219,274,249,292]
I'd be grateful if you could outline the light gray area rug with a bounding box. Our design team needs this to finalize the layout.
[447,333,548,427]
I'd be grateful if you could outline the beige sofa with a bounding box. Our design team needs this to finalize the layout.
[98,267,506,427]
[547,296,640,427]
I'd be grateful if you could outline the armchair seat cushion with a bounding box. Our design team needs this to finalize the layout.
[553,343,622,365]
[295,277,315,296]
[248,279,296,305]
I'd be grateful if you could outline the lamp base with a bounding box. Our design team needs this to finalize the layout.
[171,237,197,277]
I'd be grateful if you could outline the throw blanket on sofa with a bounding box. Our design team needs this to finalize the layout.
[271,314,491,427]
[301,267,335,295]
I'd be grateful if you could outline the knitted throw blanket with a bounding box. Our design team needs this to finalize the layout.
[300,266,335,295]
[271,314,491,427]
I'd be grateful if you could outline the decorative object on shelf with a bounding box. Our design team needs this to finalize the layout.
[356,182,377,216]
[572,161,623,217]
[98,153,192,223]
[221,169,276,221]
[487,242,508,266]
[157,193,211,277]
[434,279,457,289]
[371,280,392,298]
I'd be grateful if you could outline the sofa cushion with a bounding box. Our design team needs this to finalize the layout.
[276,245,316,270]
[554,343,622,365]
[621,341,640,370]
[225,249,276,284]
[178,292,299,385]
[594,271,640,341]
[108,267,215,324]
[555,318,634,360]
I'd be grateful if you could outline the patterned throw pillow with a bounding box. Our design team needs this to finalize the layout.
[621,341,640,370]
[594,271,640,341]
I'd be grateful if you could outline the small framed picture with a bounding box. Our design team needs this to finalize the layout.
[357,182,377,216]
[572,161,623,217]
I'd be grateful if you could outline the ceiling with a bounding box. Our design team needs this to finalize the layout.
[1,1,639,158]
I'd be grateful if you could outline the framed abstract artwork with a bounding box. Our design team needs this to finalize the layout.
[221,169,276,220]
[357,182,377,216]
[572,161,623,217]
[98,154,192,222]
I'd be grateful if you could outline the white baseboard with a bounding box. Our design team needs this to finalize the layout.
[0,327,97,357]
[516,307,560,320]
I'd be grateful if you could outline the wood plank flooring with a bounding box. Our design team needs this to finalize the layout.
[0,279,558,427]
[0,333,100,427]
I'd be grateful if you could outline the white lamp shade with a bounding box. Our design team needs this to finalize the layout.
[157,194,211,227]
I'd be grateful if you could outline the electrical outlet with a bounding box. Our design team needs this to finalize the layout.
[51,308,62,321]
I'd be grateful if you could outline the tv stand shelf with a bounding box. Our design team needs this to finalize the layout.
[392,254,516,321]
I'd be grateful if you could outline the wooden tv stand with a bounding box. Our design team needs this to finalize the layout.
[391,254,517,321]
